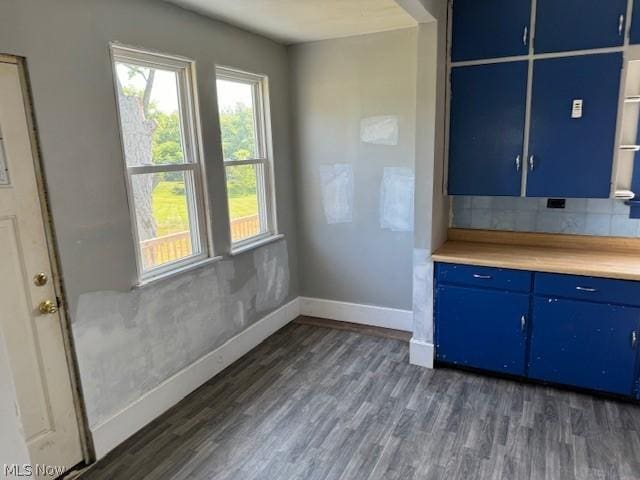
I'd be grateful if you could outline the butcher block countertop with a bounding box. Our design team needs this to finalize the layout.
[433,229,640,281]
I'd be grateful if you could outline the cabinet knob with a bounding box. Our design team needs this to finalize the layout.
[632,331,638,349]
[529,155,535,172]
[515,155,521,172]
[619,14,625,36]
[523,26,528,46]
[521,315,527,332]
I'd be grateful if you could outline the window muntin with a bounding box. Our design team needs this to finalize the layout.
[216,67,276,247]
[112,45,210,281]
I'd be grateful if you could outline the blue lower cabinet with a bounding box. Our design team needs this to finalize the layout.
[435,262,640,398]
[436,285,529,376]
[529,298,640,396]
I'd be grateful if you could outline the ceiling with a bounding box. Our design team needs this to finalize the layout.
[166,0,419,44]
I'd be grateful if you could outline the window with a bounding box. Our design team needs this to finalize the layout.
[112,45,210,282]
[215,67,277,250]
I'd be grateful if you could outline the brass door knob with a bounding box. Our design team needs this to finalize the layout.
[38,300,58,315]
[33,272,48,286]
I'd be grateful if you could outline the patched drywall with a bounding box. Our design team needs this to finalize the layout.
[291,28,417,310]
[361,115,400,146]
[75,240,289,427]
[319,163,354,224]
[380,167,415,232]
[411,248,433,342]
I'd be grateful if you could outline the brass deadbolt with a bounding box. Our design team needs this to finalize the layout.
[38,300,58,315]
[33,272,48,286]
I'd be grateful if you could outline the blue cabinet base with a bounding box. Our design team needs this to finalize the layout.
[435,263,640,400]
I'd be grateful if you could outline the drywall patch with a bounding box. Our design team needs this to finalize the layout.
[255,240,289,312]
[380,167,415,232]
[73,240,291,428]
[412,250,433,343]
[319,163,354,224]
[360,115,399,146]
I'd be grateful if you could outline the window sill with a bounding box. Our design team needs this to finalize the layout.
[134,255,223,290]
[230,234,285,256]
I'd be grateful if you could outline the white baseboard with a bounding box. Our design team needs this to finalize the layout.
[299,297,413,332]
[410,337,434,369]
[90,297,300,459]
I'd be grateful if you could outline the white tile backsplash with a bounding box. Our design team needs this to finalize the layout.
[451,197,636,237]
[470,208,491,229]
[586,198,614,214]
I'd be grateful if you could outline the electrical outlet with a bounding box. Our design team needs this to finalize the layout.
[547,199,566,209]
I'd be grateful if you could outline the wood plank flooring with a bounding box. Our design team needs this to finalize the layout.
[293,316,412,342]
[81,321,640,480]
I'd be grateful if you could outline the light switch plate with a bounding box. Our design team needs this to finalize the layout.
[571,99,583,119]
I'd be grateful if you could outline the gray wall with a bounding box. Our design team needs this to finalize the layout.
[290,29,418,311]
[0,0,298,429]
[452,197,640,237]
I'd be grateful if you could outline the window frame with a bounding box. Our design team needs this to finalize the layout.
[215,66,279,252]
[111,44,213,284]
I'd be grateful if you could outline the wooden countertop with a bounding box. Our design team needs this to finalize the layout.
[433,229,640,281]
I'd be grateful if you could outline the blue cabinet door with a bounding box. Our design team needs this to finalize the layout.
[449,62,528,196]
[527,53,622,198]
[535,0,627,53]
[631,0,640,44]
[529,298,640,396]
[436,285,529,376]
[452,0,531,62]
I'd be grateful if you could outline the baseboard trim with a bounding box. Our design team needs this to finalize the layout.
[299,297,413,332]
[90,297,300,459]
[410,337,434,369]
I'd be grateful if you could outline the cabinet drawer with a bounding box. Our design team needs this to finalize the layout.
[437,263,532,292]
[535,273,640,307]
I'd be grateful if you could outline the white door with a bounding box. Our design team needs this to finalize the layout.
[0,59,83,476]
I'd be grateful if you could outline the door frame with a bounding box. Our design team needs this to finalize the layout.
[1,53,93,464]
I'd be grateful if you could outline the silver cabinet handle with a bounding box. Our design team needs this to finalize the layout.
[619,14,625,36]
[473,274,492,280]
[521,315,527,332]
[576,286,598,292]
[516,155,521,172]
[632,331,637,349]
[523,25,528,46]
[529,155,535,172]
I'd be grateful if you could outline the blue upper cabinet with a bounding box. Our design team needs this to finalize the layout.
[632,0,640,44]
[527,53,622,198]
[449,62,528,196]
[451,0,531,62]
[535,0,627,53]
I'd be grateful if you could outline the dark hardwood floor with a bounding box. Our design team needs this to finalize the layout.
[81,320,640,480]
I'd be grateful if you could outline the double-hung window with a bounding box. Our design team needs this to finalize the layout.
[111,45,210,282]
[215,67,277,251]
